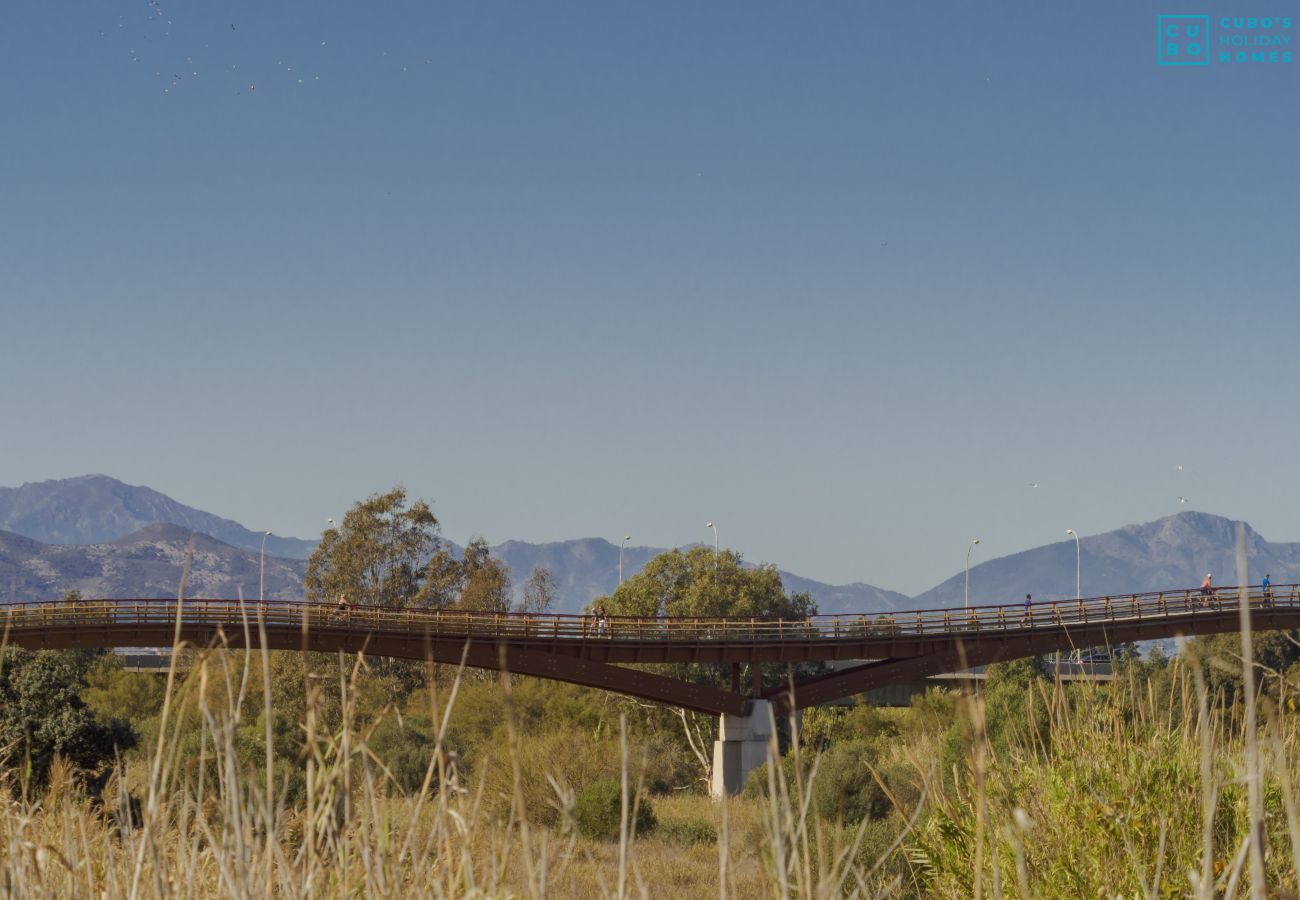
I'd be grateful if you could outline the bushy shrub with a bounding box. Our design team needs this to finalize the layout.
[812,740,888,824]
[877,758,922,814]
[801,707,853,751]
[741,750,810,800]
[573,779,655,840]
[639,733,697,794]
[477,728,624,826]
[366,714,440,794]
[852,816,904,873]
[657,817,717,845]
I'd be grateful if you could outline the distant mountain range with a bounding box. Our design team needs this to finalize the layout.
[0,476,317,559]
[912,511,1300,608]
[488,538,911,615]
[0,523,304,603]
[0,476,1290,615]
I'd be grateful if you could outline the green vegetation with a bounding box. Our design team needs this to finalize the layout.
[595,543,821,785]
[574,779,656,840]
[0,647,133,788]
[304,487,516,613]
[2,623,1300,895]
[4,488,1300,895]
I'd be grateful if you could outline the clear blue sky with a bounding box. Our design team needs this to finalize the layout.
[2,2,1296,594]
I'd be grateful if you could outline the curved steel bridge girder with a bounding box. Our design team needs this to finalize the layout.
[3,589,1297,716]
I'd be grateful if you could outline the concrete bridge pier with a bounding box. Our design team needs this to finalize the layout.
[711,699,775,799]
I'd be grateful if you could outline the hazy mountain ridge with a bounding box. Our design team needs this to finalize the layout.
[0,476,318,559]
[0,477,1293,617]
[909,511,1300,609]
[0,477,912,613]
[489,538,913,615]
[0,524,304,603]
[0,525,905,615]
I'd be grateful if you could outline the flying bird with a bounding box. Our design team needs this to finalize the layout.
[1178,496,1188,504]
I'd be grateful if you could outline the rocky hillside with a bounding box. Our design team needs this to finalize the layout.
[909,512,1298,609]
[0,524,305,603]
[0,475,318,559]
[2,477,1289,618]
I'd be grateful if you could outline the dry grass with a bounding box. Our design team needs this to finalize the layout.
[4,590,1300,897]
[0,610,886,898]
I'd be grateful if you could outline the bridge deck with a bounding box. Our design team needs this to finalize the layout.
[2,586,1294,714]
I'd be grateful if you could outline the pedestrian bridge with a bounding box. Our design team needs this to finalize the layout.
[3,585,1294,716]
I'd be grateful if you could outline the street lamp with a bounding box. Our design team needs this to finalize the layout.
[706,522,719,567]
[965,539,981,609]
[619,535,631,586]
[1066,529,1081,599]
[259,531,272,603]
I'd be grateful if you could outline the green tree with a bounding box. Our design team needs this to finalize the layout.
[305,487,444,608]
[1190,629,1300,703]
[423,547,467,609]
[599,546,816,691]
[457,537,512,613]
[981,656,1053,757]
[0,649,134,787]
[408,538,513,613]
[520,566,557,614]
[602,545,813,625]
[83,655,167,724]
[595,547,817,784]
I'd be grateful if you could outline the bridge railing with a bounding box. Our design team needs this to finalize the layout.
[0,585,1296,644]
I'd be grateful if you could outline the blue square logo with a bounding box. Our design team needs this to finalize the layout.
[1158,15,1211,65]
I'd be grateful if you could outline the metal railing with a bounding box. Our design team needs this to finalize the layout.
[1,585,1295,644]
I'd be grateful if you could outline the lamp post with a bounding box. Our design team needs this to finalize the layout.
[965,538,981,609]
[259,531,272,604]
[1066,529,1081,599]
[706,522,719,567]
[619,535,631,586]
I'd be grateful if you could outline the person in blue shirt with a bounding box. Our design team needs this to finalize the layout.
[1263,573,1273,605]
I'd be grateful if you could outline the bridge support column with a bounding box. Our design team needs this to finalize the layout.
[711,699,773,799]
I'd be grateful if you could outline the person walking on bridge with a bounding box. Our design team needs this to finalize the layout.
[1021,593,1033,626]
[1263,573,1273,606]
[1200,573,1213,607]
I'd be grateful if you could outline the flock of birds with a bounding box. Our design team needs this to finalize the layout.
[102,0,429,97]
[1026,463,1191,507]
